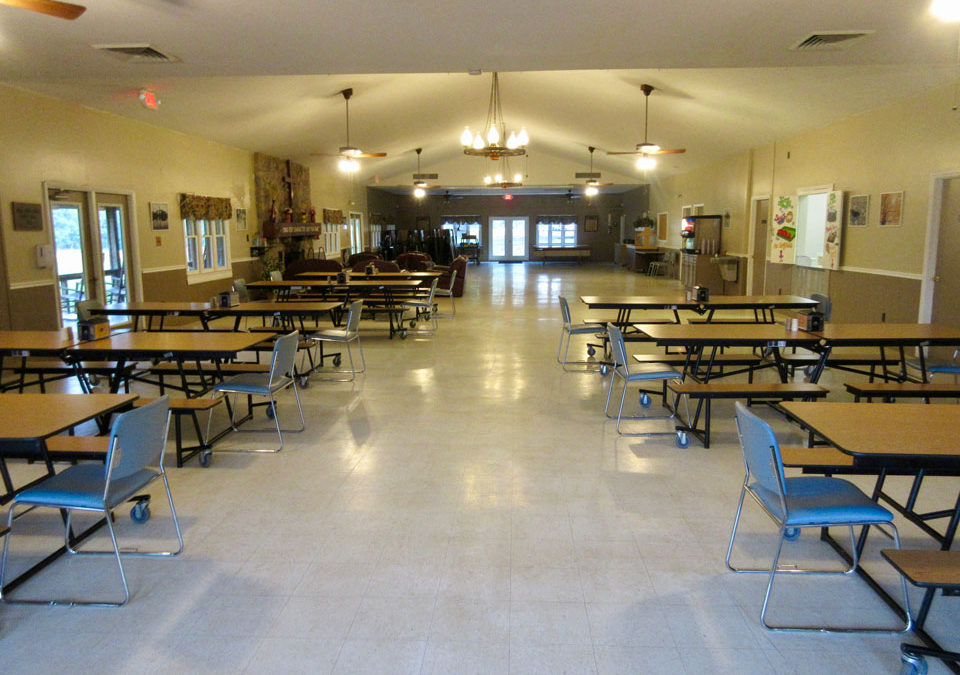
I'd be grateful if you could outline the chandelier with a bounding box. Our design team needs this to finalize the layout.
[482,155,524,188]
[460,72,529,159]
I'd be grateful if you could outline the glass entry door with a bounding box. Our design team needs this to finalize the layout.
[488,216,528,261]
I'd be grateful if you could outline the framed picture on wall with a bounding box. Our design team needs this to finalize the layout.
[879,191,903,227]
[235,208,248,231]
[583,215,598,232]
[657,212,668,239]
[150,202,169,230]
[848,194,869,227]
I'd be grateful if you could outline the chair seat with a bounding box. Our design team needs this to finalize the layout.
[567,323,600,336]
[16,463,159,511]
[214,373,290,395]
[905,357,960,374]
[312,329,356,342]
[751,476,893,526]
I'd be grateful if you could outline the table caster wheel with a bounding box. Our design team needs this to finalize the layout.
[676,431,690,448]
[266,405,275,419]
[587,346,596,357]
[410,320,418,329]
[400,329,407,339]
[803,365,815,378]
[640,392,652,408]
[199,450,212,468]
[600,365,609,376]
[900,653,928,675]
[783,527,801,541]
[298,376,309,388]
[130,501,150,523]
[333,354,342,367]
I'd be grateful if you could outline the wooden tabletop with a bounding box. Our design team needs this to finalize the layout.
[67,331,265,355]
[0,329,80,353]
[781,402,960,458]
[249,279,422,289]
[0,393,137,441]
[580,294,816,310]
[881,549,960,588]
[636,323,820,346]
[297,271,441,279]
[208,301,341,315]
[95,302,213,315]
[807,323,960,345]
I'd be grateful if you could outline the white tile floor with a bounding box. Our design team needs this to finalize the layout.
[1,262,958,674]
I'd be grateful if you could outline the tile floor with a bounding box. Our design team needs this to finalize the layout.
[1,262,958,674]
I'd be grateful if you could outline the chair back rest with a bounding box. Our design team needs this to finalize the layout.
[76,299,104,322]
[425,278,439,304]
[446,270,457,290]
[233,278,250,302]
[345,300,364,333]
[810,293,831,321]
[734,402,787,497]
[558,296,573,328]
[269,270,283,282]
[268,331,300,386]
[105,397,171,496]
[606,323,629,373]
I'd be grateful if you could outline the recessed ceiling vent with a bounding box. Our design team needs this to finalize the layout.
[93,44,180,63]
[791,31,872,51]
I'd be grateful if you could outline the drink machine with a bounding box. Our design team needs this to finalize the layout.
[679,215,722,255]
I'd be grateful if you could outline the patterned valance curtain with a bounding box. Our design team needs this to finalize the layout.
[323,208,344,225]
[536,215,575,224]
[179,194,233,220]
[440,215,481,228]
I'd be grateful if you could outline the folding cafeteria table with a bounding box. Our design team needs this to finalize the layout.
[781,402,960,672]
[93,301,216,331]
[579,294,818,327]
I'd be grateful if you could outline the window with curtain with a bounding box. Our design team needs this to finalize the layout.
[536,216,577,247]
[441,215,482,245]
[179,194,232,282]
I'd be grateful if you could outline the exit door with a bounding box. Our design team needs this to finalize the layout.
[489,216,528,261]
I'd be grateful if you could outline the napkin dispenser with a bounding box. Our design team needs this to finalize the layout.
[797,310,824,332]
[365,263,376,275]
[692,285,710,302]
[218,291,240,307]
[337,271,347,283]
[77,317,110,341]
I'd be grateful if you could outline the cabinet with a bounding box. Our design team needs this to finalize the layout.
[680,253,724,291]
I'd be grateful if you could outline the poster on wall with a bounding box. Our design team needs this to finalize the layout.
[768,195,797,264]
[848,194,869,227]
[879,191,903,227]
[819,190,843,270]
[656,212,668,240]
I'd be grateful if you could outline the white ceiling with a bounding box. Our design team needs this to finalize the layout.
[1,0,957,189]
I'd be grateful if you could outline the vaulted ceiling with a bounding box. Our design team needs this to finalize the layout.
[1,0,957,189]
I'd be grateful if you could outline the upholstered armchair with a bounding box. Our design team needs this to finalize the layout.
[282,258,341,279]
[350,258,400,273]
[434,255,467,297]
[395,252,433,271]
[347,252,380,267]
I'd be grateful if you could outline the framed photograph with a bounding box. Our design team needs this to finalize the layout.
[235,207,248,231]
[150,202,169,230]
[12,202,43,231]
[584,215,598,232]
[879,191,903,228]
[848,194,869,227]
[656,212,668,240]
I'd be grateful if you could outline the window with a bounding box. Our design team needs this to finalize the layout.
[184,218,230,281]
[370,223,382,250]
[441,216,481,246]
[535,216,577,247]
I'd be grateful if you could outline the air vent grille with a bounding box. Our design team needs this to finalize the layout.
[791,31,872,51]
[575,172,602,180]
[93,44,180,63]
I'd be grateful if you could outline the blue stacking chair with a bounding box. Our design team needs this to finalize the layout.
[603,323,680,436]
[725,402,912,632]
[0,397,182,607]
[557,296,603,371]
[310,300,365,381]
[212,331,304,453]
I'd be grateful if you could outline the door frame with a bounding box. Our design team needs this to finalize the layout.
[42,182,142,326]
[348,211,363,252]
[919,169,960,323]
[746,194,770,295]
[488,215,529,261]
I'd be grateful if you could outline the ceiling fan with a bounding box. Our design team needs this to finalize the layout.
[0,0,85,19]
[311,88,386,172]
[607,84,685,168]
[412,148,439,192]
[574,146,613,195]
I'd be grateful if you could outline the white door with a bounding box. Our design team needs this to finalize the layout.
[488,216,528,261]
[349,212,363,252]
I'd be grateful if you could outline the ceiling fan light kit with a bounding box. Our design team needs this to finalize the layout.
[461,72,529,159]
[607,83,685,170]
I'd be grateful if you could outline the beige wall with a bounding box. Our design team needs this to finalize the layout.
[0,84,360,327]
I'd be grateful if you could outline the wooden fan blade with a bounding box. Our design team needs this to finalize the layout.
[651,148,685,155]
[606,151,643,156]
[356,152,386,158]
[0,0,86,19]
